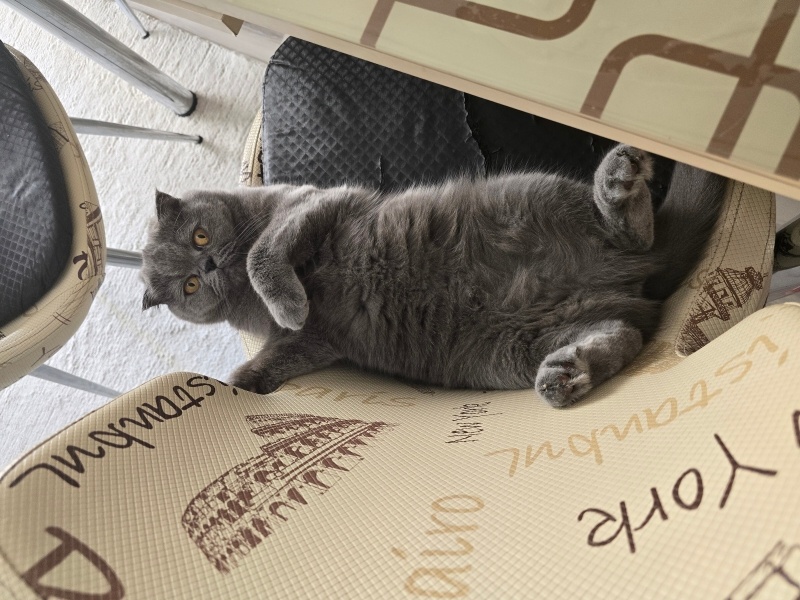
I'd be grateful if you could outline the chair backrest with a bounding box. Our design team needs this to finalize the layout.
[0,42,73,327]
[0,45,106,391]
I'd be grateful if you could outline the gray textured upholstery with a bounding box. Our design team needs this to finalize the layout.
[261,38,485,190]
[260,38,675,207]
[0,41,73,327]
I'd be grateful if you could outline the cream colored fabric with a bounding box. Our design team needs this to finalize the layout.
[237,111,267,359]
[671,180,775,355]
[218,1,800,199]
[0,47,106,391]
[238,111,263,188]
[0,302,798,598]
[239,324,265,359]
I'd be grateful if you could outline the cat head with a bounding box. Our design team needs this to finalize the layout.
[140,190,251,324]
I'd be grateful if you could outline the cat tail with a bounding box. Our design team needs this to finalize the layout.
[644,164,727,300]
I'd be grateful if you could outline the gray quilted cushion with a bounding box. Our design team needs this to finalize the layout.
[262,38,484,190]
[0,42,73,327]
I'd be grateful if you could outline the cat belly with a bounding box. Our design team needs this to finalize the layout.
[311,271,654,390]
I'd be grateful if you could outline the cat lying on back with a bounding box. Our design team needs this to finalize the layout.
[141,144,725,407]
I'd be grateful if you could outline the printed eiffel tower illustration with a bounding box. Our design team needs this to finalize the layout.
[681,266,765,352]
[182,413,392,573]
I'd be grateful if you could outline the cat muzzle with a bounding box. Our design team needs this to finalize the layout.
[201,257,217,273]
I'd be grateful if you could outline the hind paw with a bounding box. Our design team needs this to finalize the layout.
[535,347,593,408]
[599,145,653,206]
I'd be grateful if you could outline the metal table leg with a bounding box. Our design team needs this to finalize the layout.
[106,248,143,269]
[114,0,149,39]
[71,118,202,143]
[0,0,197,116]
[31,364,121,398]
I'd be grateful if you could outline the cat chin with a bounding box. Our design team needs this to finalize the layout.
[168,306,225,325]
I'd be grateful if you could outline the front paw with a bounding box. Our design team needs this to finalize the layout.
[252,272,309,330]
[535,347,593,408]
[268,293,309,331]
[599,145,653,205]
[229,362,282,395]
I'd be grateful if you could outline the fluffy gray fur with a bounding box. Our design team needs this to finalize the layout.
[141,144,725,407]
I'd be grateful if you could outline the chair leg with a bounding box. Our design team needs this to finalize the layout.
[0,0,197,116]
[71,118,202,144]
[31,364,121,398]
[107,248,143,269]
[30,250,145,395]
[114,0,149,39]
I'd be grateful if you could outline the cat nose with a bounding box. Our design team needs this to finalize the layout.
[201,257,217,273]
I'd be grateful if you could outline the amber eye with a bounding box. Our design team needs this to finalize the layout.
[193,227,210,247]
[183,275,200,295]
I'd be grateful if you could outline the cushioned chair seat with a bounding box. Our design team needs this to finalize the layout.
[1,301,797,598]
[0,37,787,600]
[262,37,485,190]
[0,41,72,326]
[0,45,105,391]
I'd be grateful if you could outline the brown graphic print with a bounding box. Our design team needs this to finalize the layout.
[727,542,800,599]
[582,0,800,179]
[361,0,596,47]
[73,201,103,282]
[680,267,766,354]
[182,413,393,573]
[362,0,800,179]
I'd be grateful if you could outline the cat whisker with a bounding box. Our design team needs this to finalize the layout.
[209,276,232,316]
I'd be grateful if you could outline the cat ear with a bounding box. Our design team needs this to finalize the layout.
[142,289,162,311]
[155,190,181,223]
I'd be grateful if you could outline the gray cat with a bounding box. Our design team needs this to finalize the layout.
[141,144,725,407]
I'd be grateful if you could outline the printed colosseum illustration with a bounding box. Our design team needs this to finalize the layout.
[182,413,393,573]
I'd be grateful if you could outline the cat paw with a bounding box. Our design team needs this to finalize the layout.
[268,294,309,331]
[229,364,282,395]
[535,347,593,408]
[599,145,653,206]
[251,272,309,330]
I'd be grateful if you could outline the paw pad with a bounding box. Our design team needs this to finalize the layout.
[535,351,593,408]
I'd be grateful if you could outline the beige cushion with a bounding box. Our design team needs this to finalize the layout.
[0,48,106,391]
[239,111,263,188]
[1,300,798,598]
[671,180,775,355]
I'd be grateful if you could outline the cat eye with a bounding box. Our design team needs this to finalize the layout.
[193,227,210,248]
[183,275,201,295]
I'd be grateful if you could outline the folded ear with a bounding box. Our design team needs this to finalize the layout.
[142,289,162,310]
[155,190,181,223]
